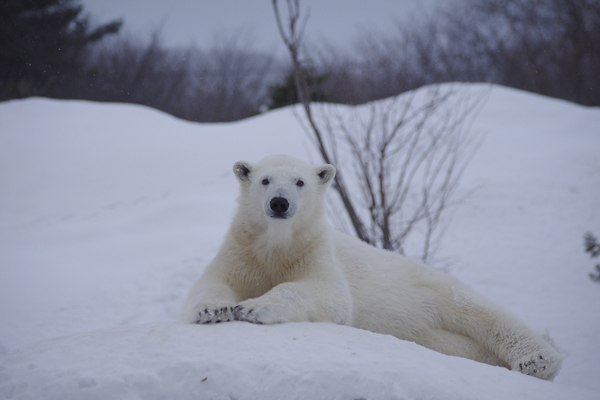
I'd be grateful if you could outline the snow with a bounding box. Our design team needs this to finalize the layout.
[2,323,595,400]
[1,84,599,399]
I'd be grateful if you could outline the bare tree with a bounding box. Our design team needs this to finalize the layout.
[272,0,486,261]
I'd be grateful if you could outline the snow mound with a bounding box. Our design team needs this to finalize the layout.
[1,322,596,400]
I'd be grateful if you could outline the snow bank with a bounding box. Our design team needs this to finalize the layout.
[1,84,599,398]
[2,322,597,400]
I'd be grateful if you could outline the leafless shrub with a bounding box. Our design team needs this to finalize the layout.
[584,232,600,283]
[313,85,487,261]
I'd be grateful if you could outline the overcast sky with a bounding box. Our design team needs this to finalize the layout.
[81,0,448,52]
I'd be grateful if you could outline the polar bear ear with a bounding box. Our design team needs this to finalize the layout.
[233,161,253,182]
[316,164,336,185]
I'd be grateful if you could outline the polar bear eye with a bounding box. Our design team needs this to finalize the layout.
[262,178,269,186]
[296,180,304,187]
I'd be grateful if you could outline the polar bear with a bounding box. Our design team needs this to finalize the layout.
[180,154,563,380]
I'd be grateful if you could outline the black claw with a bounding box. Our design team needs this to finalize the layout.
[539,355,544,360]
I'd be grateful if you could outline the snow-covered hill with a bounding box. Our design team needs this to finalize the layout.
[1,84,599,399]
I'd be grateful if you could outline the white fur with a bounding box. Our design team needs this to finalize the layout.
[180,154,563,380]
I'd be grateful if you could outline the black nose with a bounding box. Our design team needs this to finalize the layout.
[270,197,289,213]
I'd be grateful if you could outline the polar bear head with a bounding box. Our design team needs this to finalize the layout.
[232,155,335,235]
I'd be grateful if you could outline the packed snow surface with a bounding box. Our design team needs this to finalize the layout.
[1,84,599,399]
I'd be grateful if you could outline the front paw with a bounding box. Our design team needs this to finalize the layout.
[195,305,235,324]
[234,300,285,325]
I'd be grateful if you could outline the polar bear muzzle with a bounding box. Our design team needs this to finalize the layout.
[269,196,290,218]
[266,187,296,219]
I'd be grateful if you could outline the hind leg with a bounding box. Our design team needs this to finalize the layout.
[416,329,508,368]
[439,284,563,380]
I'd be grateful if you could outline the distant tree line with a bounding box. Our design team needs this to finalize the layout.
[0,0,278,122]
[82,31,278,122]
[1,0,598,122]
[308,0,600,107]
